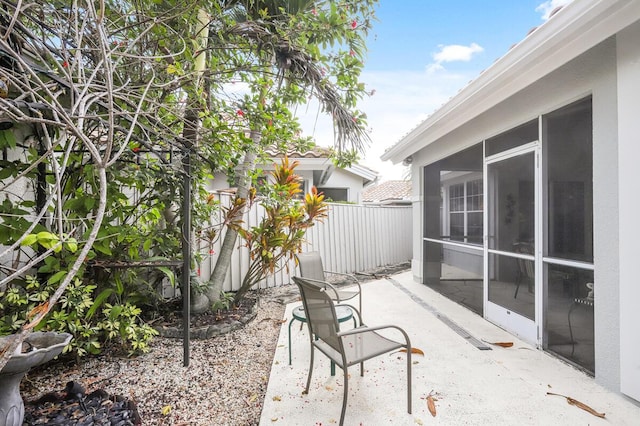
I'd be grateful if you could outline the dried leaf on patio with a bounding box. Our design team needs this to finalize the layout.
[482,339,514,348]
[546,392,606,418]
[272,395,282,401]
[398,347,425,356]
[492,342,514,348]
[161,405,172,415]
[427,395,437,417]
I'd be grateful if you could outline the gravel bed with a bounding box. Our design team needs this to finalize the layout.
[21,285,299,426]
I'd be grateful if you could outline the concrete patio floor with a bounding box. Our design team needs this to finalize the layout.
[259,271,640,425]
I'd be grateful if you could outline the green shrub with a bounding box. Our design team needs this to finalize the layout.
[0,275,156,357]
[211,291,235,311]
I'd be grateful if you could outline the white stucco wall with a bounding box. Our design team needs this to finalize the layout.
[591,38,620,393]
[407,37,627,392]
[617,21,640,402]
[410,167,423,282]
[207,172,232,192]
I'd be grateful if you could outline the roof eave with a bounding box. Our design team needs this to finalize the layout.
[381,0,640,163]
[345,164,380,183]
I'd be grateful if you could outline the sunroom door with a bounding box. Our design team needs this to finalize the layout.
[485,144,540,344]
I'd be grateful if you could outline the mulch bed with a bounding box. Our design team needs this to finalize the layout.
[153,295,256,329]
[151,294,258,339]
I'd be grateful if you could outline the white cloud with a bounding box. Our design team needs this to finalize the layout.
[427,43,484,74]
[296,68,479,181]
[536,0,574,21]
[433,43,484,63]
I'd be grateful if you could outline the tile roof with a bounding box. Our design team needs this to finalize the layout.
[265,147,332,158]
[362,180,411,203]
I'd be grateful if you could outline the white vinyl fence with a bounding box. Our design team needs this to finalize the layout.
[196,193,412,292]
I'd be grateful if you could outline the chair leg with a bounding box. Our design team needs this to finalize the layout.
[288,318,295,365]
[360,361,364,376]
[514,271,522,298]
[340,367,349,426]
[304,346,315,394]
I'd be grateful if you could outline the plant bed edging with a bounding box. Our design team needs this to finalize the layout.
[153,306,257,340]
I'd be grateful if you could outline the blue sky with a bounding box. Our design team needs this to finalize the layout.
[296,0,573,181]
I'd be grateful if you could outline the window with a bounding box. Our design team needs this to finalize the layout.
[319,187,348,202]
[544,97,593,262]
[449,183,465,240]
[448,178,483,244]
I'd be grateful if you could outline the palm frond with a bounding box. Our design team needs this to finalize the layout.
[226,20,370,154]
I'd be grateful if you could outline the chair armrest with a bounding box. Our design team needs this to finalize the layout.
[324,270,362,291]
[335,303,364,326]
[295,276,343,303]
[337,324,411,346]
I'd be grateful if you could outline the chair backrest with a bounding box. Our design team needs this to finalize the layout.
[296,251,326,281]
[292,276,341,350]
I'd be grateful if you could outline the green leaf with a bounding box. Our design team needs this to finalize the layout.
[36,231,60,251]
[109,305,123,320]
[84,197,96,210]
[64,237,78,253]
[143,238,152,252]
[0,163,15,179]
[93,242,112,256]
[48,270,67,285]
[87,288,114,319]
[128,246,138,258]
[0,130,17,149]
[115,277,124,295]
[36,231,56,240]
[38,256,59,273]
[157,266,175,287]
[21,234,38,246]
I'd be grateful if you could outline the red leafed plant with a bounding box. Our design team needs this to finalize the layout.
[229,157,328,304]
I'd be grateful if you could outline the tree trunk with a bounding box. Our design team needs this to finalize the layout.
[200,131,260,312]
[183,8,209,316]
[233,259,263,305]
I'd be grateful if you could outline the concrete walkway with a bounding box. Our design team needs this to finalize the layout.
[260,271,640,425]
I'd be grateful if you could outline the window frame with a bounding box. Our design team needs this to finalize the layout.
[444,173,483,245]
